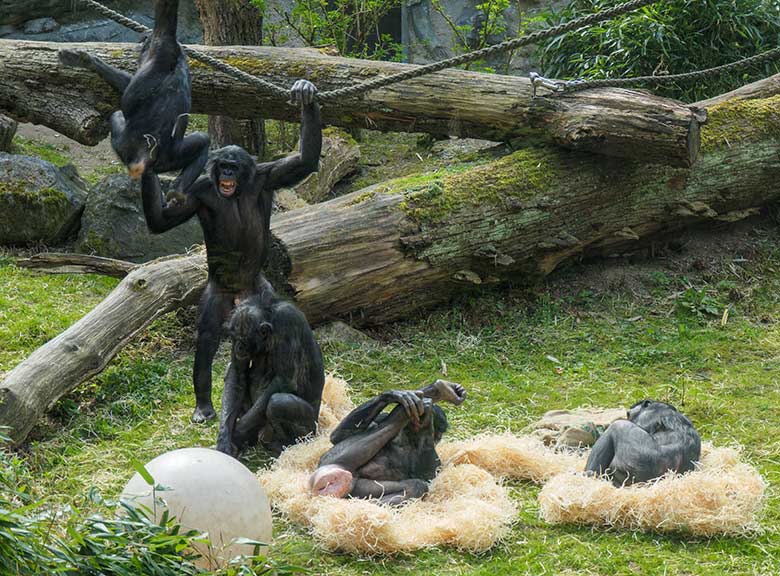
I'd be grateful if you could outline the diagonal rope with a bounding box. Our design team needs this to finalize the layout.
[76,0,663,101]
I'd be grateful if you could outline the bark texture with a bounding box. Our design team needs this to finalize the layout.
[2,77,778,445]
[194,0,266,156]
[0,40,702,166]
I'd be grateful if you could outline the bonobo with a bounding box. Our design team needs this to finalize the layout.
[216,280,324,457]
[140,79,321,422]
[310,380,466,505]
[585,399,701,486]
[59,0,208,197]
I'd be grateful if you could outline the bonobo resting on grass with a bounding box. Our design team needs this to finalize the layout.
[141,79,321,422]
[310,380,466,505]
[585,399,701,486]
[216,279,324,457]
[59,0,209,197]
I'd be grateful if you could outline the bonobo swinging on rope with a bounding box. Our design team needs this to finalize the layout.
[585,399,701,486]
[310,380,467,505]
[216,279,324,457]
[140,79,322,422]
[58,0,209,198]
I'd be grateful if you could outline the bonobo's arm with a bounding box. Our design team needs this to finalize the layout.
[216,361,247,456]
[233,321,301,440]
[330,390,426,445]
[259,80,322,192]
[141,171,201,233]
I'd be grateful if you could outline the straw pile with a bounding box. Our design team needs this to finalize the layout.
[258,377,516,554]
[538,443,767,536]
[438,433,586,483]
[259,434,516,554]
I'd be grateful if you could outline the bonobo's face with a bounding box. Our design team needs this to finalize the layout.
[228,304,272,362]
[309,465,354,498]
[208,146,255,199]
[627,399,676,424]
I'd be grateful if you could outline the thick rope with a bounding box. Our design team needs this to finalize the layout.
[559,46,780,92]
[76,0,662,101]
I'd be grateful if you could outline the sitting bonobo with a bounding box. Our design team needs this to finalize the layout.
[585,399,701,486]
[216,281,325,457]
[140,79,321,423]
[310,380,466,505]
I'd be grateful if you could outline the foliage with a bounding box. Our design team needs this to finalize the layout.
[256,0,403,60]
[536,0,780,101]
[430,0,513,71]
[0,430,302,575]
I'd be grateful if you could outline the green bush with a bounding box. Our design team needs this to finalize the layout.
[537,0,780,101]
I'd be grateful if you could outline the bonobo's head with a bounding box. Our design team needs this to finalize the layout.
[432,404,448,444]
[227,299,272,362]
[112,130,156,181]
[208,145,256,198]
[627,399,678,424]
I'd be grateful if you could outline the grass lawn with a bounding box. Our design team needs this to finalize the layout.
[2,218,779,575]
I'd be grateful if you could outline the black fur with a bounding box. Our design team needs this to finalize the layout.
[58,0,209,195]
[216,281,325,457]
[585,399,701,486]
[138,81,321,423]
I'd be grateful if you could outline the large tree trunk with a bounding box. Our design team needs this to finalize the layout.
[0,40,702,166]
[1,80,778,445]
[194,0,266,157]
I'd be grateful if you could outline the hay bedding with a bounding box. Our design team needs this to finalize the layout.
[538,443,767,537]
[258,379,766,551]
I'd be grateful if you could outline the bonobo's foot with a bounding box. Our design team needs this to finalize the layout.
[421,379,467,405]
[58,49,94,69]
[216,437,239,458]
[192,403,216,423]
[290,79,318,107]
[165,188,186,207]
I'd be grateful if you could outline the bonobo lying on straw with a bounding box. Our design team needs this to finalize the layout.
[216,279,324,457]
[585,399,701,486]
[140,79,321,423]
[59,0,209,198]
[310,380,466,505]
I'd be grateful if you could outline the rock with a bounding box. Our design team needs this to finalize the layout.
[23,17,59,34]
[281,128,360,205]
[0,115,17,152]
[0,153,87,246]
[274,188,309,212]
[430,137,503,160]
[76,175,203,262]
[315,321,377,347]
[527,407,628,447]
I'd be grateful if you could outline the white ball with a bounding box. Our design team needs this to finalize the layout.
[121,447,272,570]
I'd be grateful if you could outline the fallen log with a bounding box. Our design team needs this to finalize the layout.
[17,252,136,278]
[0,255,206,444]
[0,40,702,166]
[1,79,778,445]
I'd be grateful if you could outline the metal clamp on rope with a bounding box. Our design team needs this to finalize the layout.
[529,72,566,98]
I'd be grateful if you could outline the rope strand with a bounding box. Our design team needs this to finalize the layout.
[76,0,662,100]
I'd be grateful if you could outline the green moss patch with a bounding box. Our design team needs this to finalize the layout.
[378,148,557,225]
[701,95,780,152]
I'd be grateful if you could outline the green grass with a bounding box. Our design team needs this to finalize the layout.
[10,136,73,168]
[3,221,780,575]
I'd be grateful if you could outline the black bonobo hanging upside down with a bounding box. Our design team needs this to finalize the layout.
[140,79,321,422]
[309,380,467,505]
[585,399,701,486]
[58,0,209,198]
[216,279,325,457]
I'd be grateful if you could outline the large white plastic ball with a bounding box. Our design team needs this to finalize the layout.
[121,447,272,569]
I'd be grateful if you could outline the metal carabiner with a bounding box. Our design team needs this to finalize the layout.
[529,72,566,99]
